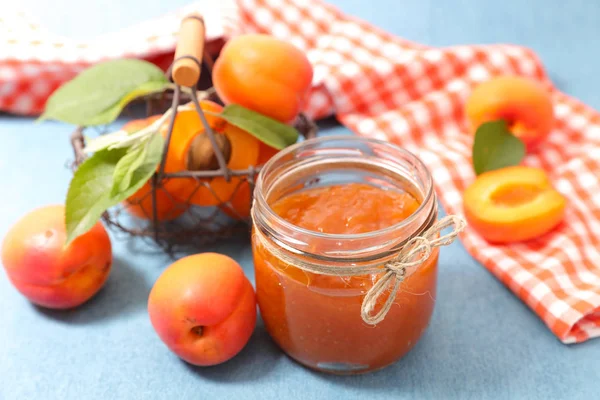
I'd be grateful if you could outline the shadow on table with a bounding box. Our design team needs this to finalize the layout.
[304,329,524,397]
[33,256,150,324]
[303,331,435,391]
[182,317,282,383]
[119,225,252,259]
[303,261,537,397]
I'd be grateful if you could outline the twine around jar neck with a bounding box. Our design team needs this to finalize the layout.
[252,213,466,325]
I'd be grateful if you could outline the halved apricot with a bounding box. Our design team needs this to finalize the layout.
[160,100,227,179]
[161,102,260,207]
[181,123,259,207]
[463,166,566,243]
[465,76,554,147]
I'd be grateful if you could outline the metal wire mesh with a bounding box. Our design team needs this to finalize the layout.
[69,59,318,254]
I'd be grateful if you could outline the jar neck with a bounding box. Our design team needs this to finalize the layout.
[252,135,437,264]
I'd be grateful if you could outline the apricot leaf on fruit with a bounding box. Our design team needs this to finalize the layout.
[66,148,127,245]
[111,144,147,196]
[39,59,169,126]
[111,133,164,197]
[214,104,299,150]
[472,120,526,175]
[66,134,164,245]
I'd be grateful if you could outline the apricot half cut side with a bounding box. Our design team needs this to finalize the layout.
[463,166,566,243]
[161,104,260,207]
[203,124,260,204]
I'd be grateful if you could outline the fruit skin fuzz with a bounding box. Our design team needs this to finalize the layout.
[465,75,554,149]
[148,252,257,366]
[213,33,314,124]
[1,204,113,309]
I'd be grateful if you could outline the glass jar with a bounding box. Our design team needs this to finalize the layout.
[251,135,441,374]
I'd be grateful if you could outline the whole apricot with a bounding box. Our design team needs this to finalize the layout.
[123,182,189,221]
[1,205,112,309]
[463,166,566,243]
[212,33,314,123]
[148,253,257,366]
[465,75,554,147]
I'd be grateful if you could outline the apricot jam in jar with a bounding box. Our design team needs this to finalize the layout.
[251,136,453,374]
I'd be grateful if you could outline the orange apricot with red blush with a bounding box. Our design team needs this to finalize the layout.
[463,166,566,243]
[212,33,314,124]
[123,183,189,221]
[1,205,112,309]
[148,253,256,366]
[465,75,554,148]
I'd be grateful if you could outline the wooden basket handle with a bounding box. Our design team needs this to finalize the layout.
[172,13,205,88]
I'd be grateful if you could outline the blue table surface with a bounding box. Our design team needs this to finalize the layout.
[1,1,599,399]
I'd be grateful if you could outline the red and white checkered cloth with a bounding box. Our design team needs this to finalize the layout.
[2,0,599,344]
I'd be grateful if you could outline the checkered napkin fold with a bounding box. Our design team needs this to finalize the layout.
[1,0,598,344]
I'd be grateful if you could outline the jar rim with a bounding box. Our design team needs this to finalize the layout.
[253,134,435,243]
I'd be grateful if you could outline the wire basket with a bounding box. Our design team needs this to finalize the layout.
[69,15,318,254]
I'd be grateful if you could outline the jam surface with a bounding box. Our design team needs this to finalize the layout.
[253,182,438,373]
[272,183,420,234]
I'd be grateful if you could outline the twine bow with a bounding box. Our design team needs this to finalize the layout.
[361,215,466,324]
[253,214,466,325]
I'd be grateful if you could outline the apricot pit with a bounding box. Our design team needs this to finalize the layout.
[159,102,260,207]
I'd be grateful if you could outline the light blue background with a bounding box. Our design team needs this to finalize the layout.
[1,1,599,399]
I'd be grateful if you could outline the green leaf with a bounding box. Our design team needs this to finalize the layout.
[65,148,127,245]
[472,120,526,175]
[83,111,167,154]
[111,133,164,197]
[111,144,147,196]
[65,133,164,245]
[39,59,169,126]
[85,80,168,126]
[216,104,299,150]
